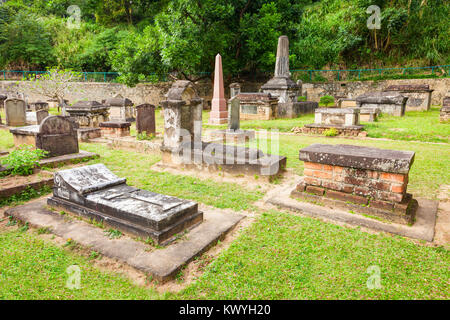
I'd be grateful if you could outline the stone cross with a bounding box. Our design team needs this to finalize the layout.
[274,36,290,78]
[209,54,228,125]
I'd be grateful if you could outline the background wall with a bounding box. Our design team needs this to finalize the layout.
[1,78,448,108]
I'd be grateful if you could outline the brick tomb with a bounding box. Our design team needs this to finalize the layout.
[99,121,131,138]
[292,144,418,224]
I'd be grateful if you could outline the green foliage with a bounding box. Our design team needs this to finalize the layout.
[1,145,48,176]
[319,95,335,107]
[0,185,52,207]
[323,128,338,137]
[297,96,307,102]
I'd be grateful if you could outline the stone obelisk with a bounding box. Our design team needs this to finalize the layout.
[261,35,301,106]
[209,54,228,125]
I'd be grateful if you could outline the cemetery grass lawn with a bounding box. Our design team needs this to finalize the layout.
[0,129,14,150]
[177,210,450,299]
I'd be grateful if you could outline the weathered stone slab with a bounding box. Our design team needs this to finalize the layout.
[47,164,203,244]
[299,144,414,174]
[5,98,26,126]
[26,110,49,125]
[228,96,240,130]
[5,199,243,282]
[136,104,156,135]
[28,101,49,112]
[237,93,278,120]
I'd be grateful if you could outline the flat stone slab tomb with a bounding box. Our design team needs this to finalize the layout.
[46,164,208,245]
[292,144,419,225]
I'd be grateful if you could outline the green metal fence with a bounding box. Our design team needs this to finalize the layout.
[1,65,449,83]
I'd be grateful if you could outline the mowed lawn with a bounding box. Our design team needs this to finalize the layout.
[0,110,449,299]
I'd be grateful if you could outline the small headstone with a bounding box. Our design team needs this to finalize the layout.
[5,98,27,126]
[136,104,156,135]
[229,83,241,98]
[228,97,240,131]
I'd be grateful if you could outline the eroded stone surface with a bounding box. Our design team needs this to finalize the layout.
[5,98,26,126]
[299,144,414,174]
[136,104,156,134]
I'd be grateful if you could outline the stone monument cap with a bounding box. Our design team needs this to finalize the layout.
[299,144,415,174]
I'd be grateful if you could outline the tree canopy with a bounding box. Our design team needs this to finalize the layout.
[0,0,448,86]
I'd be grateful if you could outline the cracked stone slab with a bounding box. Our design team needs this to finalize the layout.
[5,199,244,282]
[265,182,437,242]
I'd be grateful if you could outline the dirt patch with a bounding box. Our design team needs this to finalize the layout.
[0,171,52,190]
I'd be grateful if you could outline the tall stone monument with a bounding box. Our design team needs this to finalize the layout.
[209,54,228,125]
[261,36,302,117]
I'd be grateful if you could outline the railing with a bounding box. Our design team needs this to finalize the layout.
[1,65,449,83]
[290,65,450,82]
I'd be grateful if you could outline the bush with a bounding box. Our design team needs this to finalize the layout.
[297,96,307,102]
[319,95,335,107]
[1,145,48,176]
[323,128,338,137]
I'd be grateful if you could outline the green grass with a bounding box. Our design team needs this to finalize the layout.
[179,211,449,299]
[0,229,159,299]
[0,129,14,150]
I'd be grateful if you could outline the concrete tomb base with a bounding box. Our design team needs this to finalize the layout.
[77,127,102,141]
[47,164,205,245]
[99,121,131,138]
[237,93,278,120]
[67,101,109,127]
[160,142,286,179]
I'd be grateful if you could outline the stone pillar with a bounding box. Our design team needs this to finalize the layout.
[274,35,290,78]
[209,54,228,125]
[228,97,240,131]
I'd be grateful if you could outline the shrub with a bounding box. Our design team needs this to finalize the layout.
[319,95,335,107]
[297,96,307,102]
[323,128,338,137]
[1,145,48,176]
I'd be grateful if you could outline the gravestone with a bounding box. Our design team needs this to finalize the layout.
[0,94,7,109]
[47,163,203,244]
[356,91,407,116]
[5,98,27,127]
[209,54,228,125]
[26,109,49,125]
[10,116,79,157]
[228,97,240,131]
[136,104,156,135]
[237,93,278,120]
[229,83,241,99]
[440,96,450,123]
